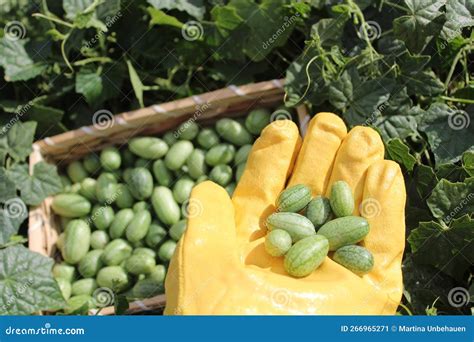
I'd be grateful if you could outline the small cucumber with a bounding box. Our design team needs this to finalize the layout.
[305,196,332,228]
[276,184,311,213]
[164,140,194,170]
[151,186,180,225]
[52,193,91,218]
[52,263,76,282]
[266,212,315,242]
[152,159,173,186]
[115,184,135,209]
[133,201,150,212]
[197,128,220,149]
[169,219,187,241]
[163,131,178,146]
[82,154,101,174]
[67,160,88,183]
[215,118,253,146]
[125,167,154,200]
[332,245,374,275]
[90,230,109,250]
[284,235,329,277]
[79,178,97,201]
[125,254,156,275]
[205,144,235,166]
[158,240,177,262]
[64,295,93,314]
[56,232,65,252]
[234,144,252,165]
[71,278,98,296]
[145,222,167,248]
[209,165,233,186]
[149,265,166,283]
[60,175,72,189]
[317,216,370,251]
[62,220,91,264]
[96,266,130,292]
[129,137,169,159]
[265,229,292,257]
[186,149,208,180]
[56,278,72,300]
[109,208,134,239]
[133,247,157,260]
[96,172,118,204]
[172,178,195,204]
[329,181,354,217]
[176,121,199,140]
[91,204,115,230]
[100,146,121,171]
[78,249,104,277]
[125,210,151,243]
[245,108,271,135]
[102,239,133,266]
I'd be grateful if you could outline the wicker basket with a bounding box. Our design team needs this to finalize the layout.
[28,79,309,315]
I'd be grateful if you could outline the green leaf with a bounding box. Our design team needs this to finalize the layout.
[1,121,37,162]
[211,5,243,36]
[0,245,65,315]
[126,60,145,108]
[386,138,417,171]
[441,0,474,41]
[398,52,444,96]
[462,150,474,177]
[0,197,28,246]
[408,215,474,282]
[0,39,47,82]
[426,177,474,221]
[393,0,445,53]
[147,0,205,20]
[414,164,438,199]
[0,167,17,203]
[7,162,63,206]
[75,66,123,108]
[374,115,418,140]
[418,103,474,164]
[148,7,184,28]
[310,16,348,48]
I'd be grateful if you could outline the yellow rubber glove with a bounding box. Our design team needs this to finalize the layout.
[164,112,406,315]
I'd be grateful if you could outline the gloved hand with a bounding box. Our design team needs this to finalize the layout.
[164,112,406,315]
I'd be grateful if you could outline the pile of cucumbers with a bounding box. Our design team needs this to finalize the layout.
[265,181,374,278]
[50,108,276,314]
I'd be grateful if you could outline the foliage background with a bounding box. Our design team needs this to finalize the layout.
[0,0,472,315]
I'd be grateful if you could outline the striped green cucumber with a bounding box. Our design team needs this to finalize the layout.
[91,204,115,230]
[100,146,121,171]
[177,121,199,140]
[197,128,220,149]
[305,196,332,228]
[169,219,187,241]
[266,212,315,242]
[186,149,208,180]
[51,193,91,218]
[96,266,130,292]
[284,235,329,277]
[317,216,369,251]
[96,172,118,204]
[164,140,194,170]
[115,184,135,209]
[151,186,180,225]
[332,245,374,275]
[109,208,134,239]
[209,165,233,186]
[152,159,173,186]
[234,144,252,165]
[78,249,104,278]
[90,231,109,250]
[145,222,167,248]
[173,178,195,204]
[245,108,271,135]
[82,154,101,174]
[62,220,91,264]
[133,247,156,260]
[215,118,253,146]
[125,167,154,200]
[329,181,354,217]
[67,161,88,183]
[125,210,151,243]
[52,263,76,282]
[71,278,98,296]
[125,254,156,275]
[265,229,292,257]
[79,178,97,201]
[205,144,235,166]
[276,184,311,213]
[163,131,177,146]
[158,240,177,262]
[129,137,169,159]
[102,239,133,266]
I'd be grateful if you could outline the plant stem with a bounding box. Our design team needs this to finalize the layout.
[72,57,113,66]
[32,13,74,28]
[444,45,474,92]
[61,33,74,74]
[440,95,474,104]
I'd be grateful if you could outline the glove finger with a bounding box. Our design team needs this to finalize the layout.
[288,112,347,196]
[233,120,301,242]
[360,160,406,312]
[165,181,239,314]
[325,126,384,215]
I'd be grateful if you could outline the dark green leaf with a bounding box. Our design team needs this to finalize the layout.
[75,66,123,108]
[374,115,418,140]
[2,121,37,162]
[0,39,47,82]
[126,60,145,108]
[426,177,474,221]
[398,52,444,96]
[7,162,62,206]
[0,245,65,315]
[441,0,474,41]
[413,164,438,200]
[386,138,417,171]
[462,150,474,177]
[0,167,17,203]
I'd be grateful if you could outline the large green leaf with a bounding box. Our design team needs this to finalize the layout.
[462,150,474,177]
[441,0,474,41]
[374,115,418,140]
[386,138,417,171]
[408,215,474,282]
[418,103,474,164]
[0,121,37,162]
[0,167,17,203]
[0,39,47,82]
[0,245,65,315]
[426,177,474,221]
[7,162,62,206]
[75,66,123,108]
[147,0,205,20]
[398,52,444,96]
